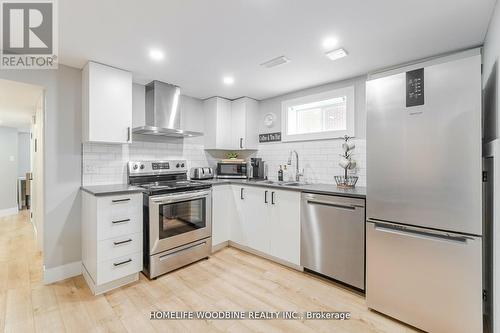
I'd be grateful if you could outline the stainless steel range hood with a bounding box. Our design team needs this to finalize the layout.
[132,80,203,138]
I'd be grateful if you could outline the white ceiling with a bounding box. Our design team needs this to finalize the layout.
[59,0,495,100]
[0,79,43,131]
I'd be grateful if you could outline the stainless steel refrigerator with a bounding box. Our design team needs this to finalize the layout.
[366,49,483,333]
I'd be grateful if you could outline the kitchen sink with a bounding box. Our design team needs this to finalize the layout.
[257,180,277,184]
[255,180,308,186]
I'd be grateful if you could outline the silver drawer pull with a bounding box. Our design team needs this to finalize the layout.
[373,222,472,244]
[159,242,206,261]
[112,218,130,224]
[113,258,132,267]
[112,198,131,203]
[113,238,132,246]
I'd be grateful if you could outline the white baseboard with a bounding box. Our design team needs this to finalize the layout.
[0,206,19,218]
[212,240,229,253]
[44,261,82,284]
[83,265,138,295]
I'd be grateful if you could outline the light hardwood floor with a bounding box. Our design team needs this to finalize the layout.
[0,211,420,333]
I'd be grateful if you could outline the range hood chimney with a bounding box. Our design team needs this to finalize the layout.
[132,80,203,138]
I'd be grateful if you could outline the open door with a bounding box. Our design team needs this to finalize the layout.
[31,92,45,252]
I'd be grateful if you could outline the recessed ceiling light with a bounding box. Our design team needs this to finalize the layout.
[322,37,339,50]
[260,56,291,68]
[223,76,234,85]
[325,48,348,61]
[149,49,164,61]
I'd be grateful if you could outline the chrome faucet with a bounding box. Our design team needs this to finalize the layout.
[287,150,303,182]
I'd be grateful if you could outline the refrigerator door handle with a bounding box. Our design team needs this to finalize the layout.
[370,220,473,244]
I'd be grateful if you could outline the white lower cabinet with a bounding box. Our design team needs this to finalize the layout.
[211,185,233,246]
[268,189,301,265]
[212,185,300,267]
[240,186,270,254]
[82,191,143,295]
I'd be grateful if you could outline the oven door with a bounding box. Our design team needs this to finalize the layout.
[149,189,212,255]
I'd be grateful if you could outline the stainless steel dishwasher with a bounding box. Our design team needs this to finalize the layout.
[301,192,365,290]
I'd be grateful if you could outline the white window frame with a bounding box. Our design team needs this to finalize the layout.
[281,86,355,142]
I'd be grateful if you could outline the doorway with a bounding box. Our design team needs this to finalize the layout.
[0,79,45,252]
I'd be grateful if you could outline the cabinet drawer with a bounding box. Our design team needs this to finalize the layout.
[97,193,142,220]
[97,252,142,285]
[97,232,142,262]
[97,193,142,240]
[97,214,142,240]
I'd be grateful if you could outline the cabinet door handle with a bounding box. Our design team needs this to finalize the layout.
[113,238,132,246]
[264,190,268,203]
[112,218,130,224]
[113,258,132,267]
[271,191,275,205]
[240,188,244,200]
[240,138,243,149]
[112,198,131,203]
[127,127,131,142]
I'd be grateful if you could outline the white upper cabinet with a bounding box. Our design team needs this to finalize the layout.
[82,62,133,144]
[204,97,259,150]
[231,97,259,150]
[203,97,232,149]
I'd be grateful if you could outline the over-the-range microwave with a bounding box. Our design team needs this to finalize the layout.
[216,161,248,179]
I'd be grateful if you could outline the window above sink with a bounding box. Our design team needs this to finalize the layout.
[281,86,355,142]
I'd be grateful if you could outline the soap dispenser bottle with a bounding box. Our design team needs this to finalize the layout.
[278,165,283,181]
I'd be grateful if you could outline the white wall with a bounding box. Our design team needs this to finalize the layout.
[0,126,19,212]
[256,75,367,186]
[18,132,31,177]
[258,75,367,137]
[0,65,82,272]
[132,83,145,127]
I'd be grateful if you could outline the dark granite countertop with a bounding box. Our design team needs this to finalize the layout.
[198,178,366,198]
[80,184,144,196]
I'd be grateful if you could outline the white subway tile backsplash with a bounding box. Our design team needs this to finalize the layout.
[82,137,366,187]
[256,138,366,186]
[82,138,218,186]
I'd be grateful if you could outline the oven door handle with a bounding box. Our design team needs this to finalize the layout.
[150,190,210,205]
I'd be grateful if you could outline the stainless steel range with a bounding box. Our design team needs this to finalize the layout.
[128,160,212,279]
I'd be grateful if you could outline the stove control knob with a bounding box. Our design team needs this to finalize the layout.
[176,163,180,168]
[133,164,138,170]
[140,164,145,169]
[181,163,185,168]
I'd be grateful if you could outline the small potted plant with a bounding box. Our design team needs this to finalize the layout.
[226,152,238,159]
[222,152,244,163]
[335,135,358,188]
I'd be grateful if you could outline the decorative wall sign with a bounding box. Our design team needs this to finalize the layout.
[406,68,424,107]
[259,132,281,143]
